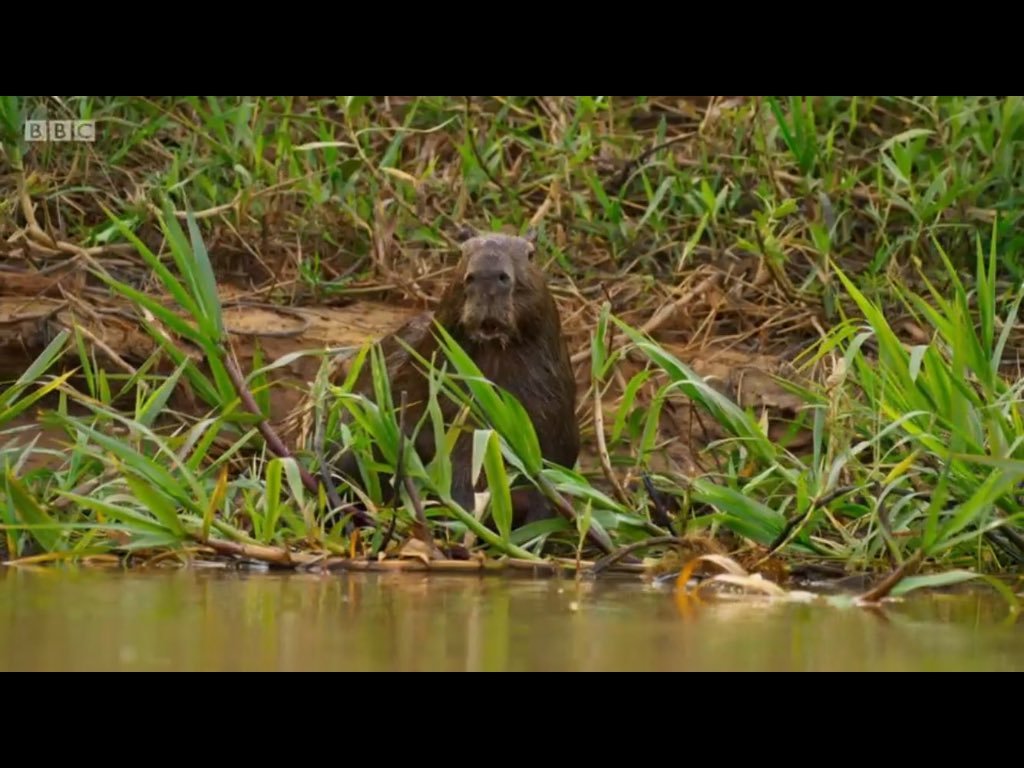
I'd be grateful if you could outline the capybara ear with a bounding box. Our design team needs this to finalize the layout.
[453,225,478,244]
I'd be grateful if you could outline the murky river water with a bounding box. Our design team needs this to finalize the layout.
[1,567,1021,671]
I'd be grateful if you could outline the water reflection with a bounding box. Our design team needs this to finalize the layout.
[0,567,1021,671]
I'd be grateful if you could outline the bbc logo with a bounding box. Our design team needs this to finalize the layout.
[24,120,96,143]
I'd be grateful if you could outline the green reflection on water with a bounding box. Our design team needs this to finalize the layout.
[0,567,1021,671]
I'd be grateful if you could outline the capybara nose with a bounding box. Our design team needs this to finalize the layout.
[465,268,513,294]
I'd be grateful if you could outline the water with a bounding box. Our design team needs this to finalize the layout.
[1,567,1021,671]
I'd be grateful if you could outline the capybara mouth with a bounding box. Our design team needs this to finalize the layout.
[468,317,511,342]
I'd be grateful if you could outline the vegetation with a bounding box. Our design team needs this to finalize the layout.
[2,96,1024,603]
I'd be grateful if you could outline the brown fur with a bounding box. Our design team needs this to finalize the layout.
[329,229,579,528]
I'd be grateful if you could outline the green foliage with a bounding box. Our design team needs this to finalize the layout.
[4,96,1024,596]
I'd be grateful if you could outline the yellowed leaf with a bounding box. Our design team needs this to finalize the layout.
[704,573,788,597]
[399,538,441,565]
[884,450,920,485]
[381,167,419,186]
[676,553,749,592]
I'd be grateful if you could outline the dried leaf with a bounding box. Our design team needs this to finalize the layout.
[398,538,442,565]
[676,553,749,592]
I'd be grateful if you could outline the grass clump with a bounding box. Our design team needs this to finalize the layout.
[2,96,1024,600]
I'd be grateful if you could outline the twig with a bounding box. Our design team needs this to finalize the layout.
[19,183,109,275]
[996,523,1024,557]
[984,529,1024,565]
[529,179,560,229]
[761,484,859,562]
[603,133,695,195]
[641,270,723,336]
[591,535,694,575]
[312,399,354,535]
[857,549,925,604]
[396,389,433,549]
[55,309,138,376]
[752,224,801,304]
[875,481,901,564]
[403,476,433,544]
[642,473,676,529]
[144,193,242,221]
[188,532,294,567]
[536,473,616,556]
[219,301,311,339]
[375,512,399,559]
[318,554,641,576]
[567,271,722,367]
[591,383,631,508]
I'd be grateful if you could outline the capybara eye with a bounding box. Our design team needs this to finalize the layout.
[333,229,579,536]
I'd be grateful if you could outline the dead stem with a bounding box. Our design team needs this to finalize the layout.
[532,474,618,557]
[857,549,925,605]
[7,96,1021,578]
[19,184,109,275]
[145,193,242,221]
[761,484,860,563]
[528,179,560,229]
[188,533,296,567]
[316,553,640,576]
[603,132,696,194]
[591,535,697,575]
[396,389,435,552]
[591,382,631,508]
[219,341,375,529]
[56,307,138,376]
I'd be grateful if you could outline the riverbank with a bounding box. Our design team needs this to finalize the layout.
[2,97,1023,609]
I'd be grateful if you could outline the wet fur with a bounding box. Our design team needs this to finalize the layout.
[330,231,579,528]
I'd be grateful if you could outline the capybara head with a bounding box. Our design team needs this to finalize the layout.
[444,228,552,348]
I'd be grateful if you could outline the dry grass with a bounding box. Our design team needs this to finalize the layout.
[3,97,1024,597]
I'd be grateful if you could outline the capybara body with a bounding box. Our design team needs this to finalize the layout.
[329,229,579,528]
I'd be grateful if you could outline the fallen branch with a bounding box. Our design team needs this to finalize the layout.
[188,533,296,567]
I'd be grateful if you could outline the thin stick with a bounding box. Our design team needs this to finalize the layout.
[591,535,694,575]
[857,549,925,604]
[569,271,721,367]
[396,389,433,549]
[219,343,375,528]
[188,533,295,567]
[319,554,642,576]
[761,484,859,562]
[535,474,617,556]
[592,382,630,508]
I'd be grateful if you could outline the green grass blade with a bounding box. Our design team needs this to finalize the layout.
[0,329,70,416]
[122,472,186,537]
[691,477,786,546]
[482,429,513,541]
[4,470,62,552]
[137,361,187,428]
[184,207,226,341]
